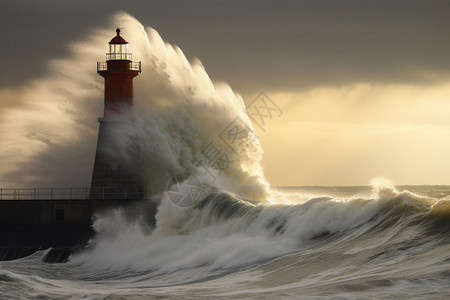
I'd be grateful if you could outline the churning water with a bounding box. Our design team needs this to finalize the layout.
[1,185,450,299]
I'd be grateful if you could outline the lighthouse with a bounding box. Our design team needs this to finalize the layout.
[90,29,143,200]
[97,28,140,116]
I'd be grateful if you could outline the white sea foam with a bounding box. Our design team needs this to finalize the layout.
[71,187,392,275]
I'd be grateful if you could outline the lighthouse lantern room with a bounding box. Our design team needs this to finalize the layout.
[108,28,130,60]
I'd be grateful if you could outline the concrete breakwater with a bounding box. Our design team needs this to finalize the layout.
[0,189,157,262]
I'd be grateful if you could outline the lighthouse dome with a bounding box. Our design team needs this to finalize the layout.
[109,28,128,44]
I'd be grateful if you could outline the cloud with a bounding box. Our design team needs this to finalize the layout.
[258,83,450,186]
[1,1,449,95]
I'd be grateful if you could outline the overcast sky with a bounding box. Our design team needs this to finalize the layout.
[1,0,450,186]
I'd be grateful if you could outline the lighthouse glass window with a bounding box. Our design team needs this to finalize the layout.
[109,44,129,60]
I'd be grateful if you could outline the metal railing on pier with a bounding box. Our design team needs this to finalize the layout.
[0,188,150,201]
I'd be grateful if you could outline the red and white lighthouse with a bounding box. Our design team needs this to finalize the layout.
[90,29,143,200]
[97,28,141,117]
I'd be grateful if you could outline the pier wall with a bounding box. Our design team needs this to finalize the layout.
[0,199,92,228]
[0,199,131,247]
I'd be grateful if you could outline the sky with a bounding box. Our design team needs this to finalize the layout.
[1,0,450,186]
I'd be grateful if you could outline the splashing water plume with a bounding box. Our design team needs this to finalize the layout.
[0,12,268,201]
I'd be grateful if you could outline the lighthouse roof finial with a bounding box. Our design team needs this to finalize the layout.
[109,28,128,44]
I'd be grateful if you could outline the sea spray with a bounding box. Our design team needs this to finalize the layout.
[0,12,269,202]
[114,12,269,200]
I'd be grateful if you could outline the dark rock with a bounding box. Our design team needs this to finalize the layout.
[43,247,73,263]
[0,246,40,261]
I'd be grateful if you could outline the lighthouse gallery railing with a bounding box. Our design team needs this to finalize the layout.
[97,61,141,72]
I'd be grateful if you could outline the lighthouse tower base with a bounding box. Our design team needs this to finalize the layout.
[90,118,145,200]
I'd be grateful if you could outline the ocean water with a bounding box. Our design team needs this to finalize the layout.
[1,184,450,299]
